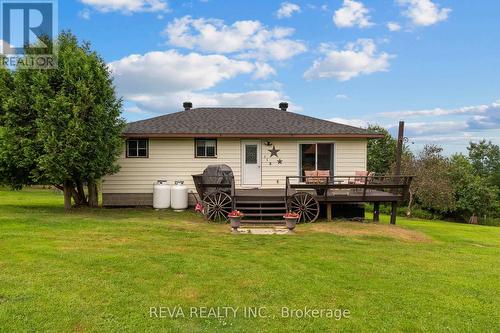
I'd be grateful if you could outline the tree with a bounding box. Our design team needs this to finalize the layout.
[0,65,12,119]
[467,140,500,188]
[449,154,497,221]
[34,32,125,208]
[367,125,397,174]
[0,64,43,189]
[0,32,125,208]
[403,145,455,216]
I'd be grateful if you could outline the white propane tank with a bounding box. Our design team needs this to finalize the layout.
[171,180,188,211]
[153,180,171,209]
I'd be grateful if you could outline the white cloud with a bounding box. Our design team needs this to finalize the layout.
[335,94,349,99]
[80,0,168,13]
[0,39,10,54]
[333,0,373,28]
[277,2,301,19]
[387,22,401,31]
[253,62,276,79]
[397,0,451,26]
[129,90,295,113]
[163,16,307,61]
[109,50,296,114]
[109,50,255,95]
[389,121,467,135]
[328,117,368,128]
[304,39,393,81]
[378,101,500,118]
[124,106,143,113]
[78,8,91,20]
[380,101,500,139]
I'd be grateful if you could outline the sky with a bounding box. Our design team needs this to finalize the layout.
[19,0,500,153]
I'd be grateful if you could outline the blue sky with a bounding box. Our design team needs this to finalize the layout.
[55,1,500,153]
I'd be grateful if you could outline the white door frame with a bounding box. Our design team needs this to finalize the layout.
[241,140,262,187]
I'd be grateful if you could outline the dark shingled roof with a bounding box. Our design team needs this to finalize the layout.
[124,108,381,138]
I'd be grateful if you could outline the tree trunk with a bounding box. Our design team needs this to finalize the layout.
[76,180,87,205]
[63,180,73,210]
[88,180,98,208]
[71,187,84,206]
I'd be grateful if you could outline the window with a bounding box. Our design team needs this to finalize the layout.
[245,145,258,164]
[299,143,334,176]
[127,139,148,158]
[195,139,217,158]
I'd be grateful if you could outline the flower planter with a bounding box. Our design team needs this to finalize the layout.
[228,210,244,233]
[229,216,242,231]
[285,217,298,231]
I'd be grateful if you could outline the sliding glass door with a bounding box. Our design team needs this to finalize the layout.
[299,143,334,176]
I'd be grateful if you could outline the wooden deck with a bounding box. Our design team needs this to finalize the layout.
[234,188,405,225]
[234,175,412,225]
[193,173,412,225]
[235,188,404,203]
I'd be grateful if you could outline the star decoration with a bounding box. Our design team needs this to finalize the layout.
[277,159,283,164]
[268,145,280,158]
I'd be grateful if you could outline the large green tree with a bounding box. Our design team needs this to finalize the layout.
[0,32,125,208]
[367,125,397,174]
[467,140,500,189]
[449,154,497,221]
[0,65,12,119]
[0,64,43,188]
[402,145,455,216]
[367,124,411,174]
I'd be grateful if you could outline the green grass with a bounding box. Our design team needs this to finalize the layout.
[0,189,499,332]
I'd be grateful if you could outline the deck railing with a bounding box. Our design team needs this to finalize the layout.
[285,175,413,200]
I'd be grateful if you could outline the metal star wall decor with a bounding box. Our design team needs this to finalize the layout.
[277,159,283,164]
[268,145,280,158]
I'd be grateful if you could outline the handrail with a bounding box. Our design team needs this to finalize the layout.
[285,175,413,199]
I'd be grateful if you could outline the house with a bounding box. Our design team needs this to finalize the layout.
[102,102,383,207]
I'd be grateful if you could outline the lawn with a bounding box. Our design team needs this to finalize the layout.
[0,189,499,332]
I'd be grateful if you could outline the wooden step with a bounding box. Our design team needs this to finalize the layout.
[236,197,285,201]
[235,200,285,205]
[241,219,286,224]
[235,206,286,210]
[243,213,284,217]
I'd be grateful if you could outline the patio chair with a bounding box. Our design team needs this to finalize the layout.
[349,171,374,193]
[305,170,330,184]
[305,170,330,195]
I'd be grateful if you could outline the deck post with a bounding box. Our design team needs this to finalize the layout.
[390,202,398,225]
[327,203,333,221]
[373,202,380,222]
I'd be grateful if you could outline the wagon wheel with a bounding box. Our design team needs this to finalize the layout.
[203,191,232,222]
[287,192,320,223]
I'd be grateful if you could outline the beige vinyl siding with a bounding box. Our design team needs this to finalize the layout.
[102,138,367,194]
[335,140,367,176]
[103,138,241,194]
[260,139,297,188]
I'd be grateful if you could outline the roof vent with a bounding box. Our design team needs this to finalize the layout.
[279,102,289,111]
[183,102,193,111]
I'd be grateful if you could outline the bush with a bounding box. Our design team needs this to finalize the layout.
[479,218,500,226]
[365,203,442,220]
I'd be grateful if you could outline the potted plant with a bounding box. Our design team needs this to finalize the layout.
[283,212,300,232]
[228,210,244,232]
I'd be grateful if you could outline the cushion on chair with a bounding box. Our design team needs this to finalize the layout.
[305,170,330,184]
[353,171,369,184]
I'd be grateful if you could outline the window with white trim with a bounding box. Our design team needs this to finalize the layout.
[299,143,334,176]
[195,139,217,158]
[127,139,148,158]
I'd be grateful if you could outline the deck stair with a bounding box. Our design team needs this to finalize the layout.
[235,196,287,225]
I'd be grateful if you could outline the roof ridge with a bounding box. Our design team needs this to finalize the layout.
[123,107,381,137]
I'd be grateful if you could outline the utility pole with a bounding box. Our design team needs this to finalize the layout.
[391,121,405,225]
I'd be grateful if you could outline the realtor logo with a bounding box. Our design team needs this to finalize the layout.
[1,0,58,68]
